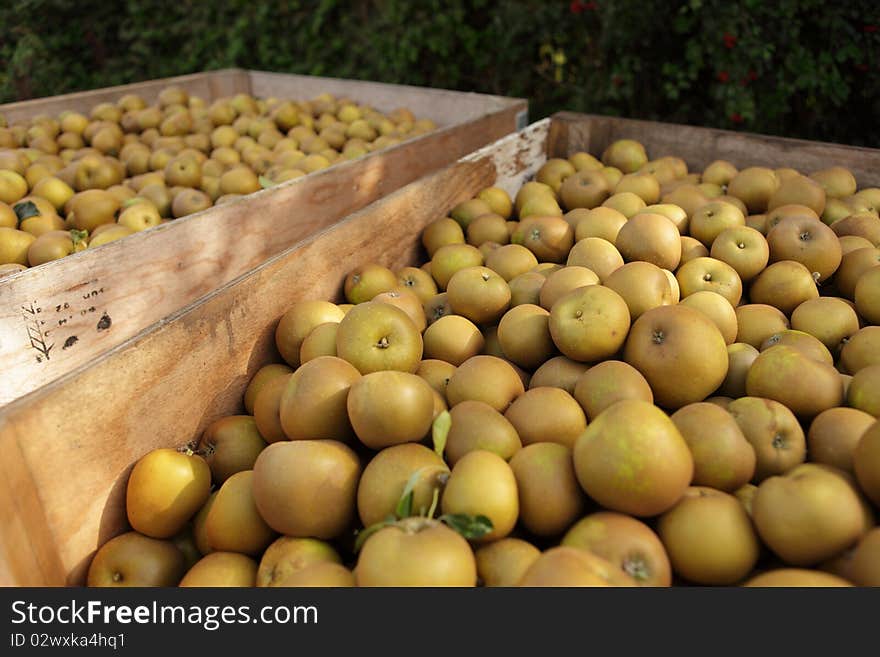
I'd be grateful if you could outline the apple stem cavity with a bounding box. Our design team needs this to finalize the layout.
[623,556,650,583]
[397,516,439,534]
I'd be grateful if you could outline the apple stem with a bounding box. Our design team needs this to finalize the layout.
[178,442,198,457]
[426,487,440,519]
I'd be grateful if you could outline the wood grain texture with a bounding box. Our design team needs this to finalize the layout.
[0,121,549,586]
[0,73,526,406]
[551,112,880,187]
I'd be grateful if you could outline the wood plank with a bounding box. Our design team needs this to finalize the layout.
[545,115,571,161]
[0,430,66,586]
[0,121,549,586]
[247,70,528,128]
[551,112,880,188]
[0,85,525,406]
[0,69,250,124]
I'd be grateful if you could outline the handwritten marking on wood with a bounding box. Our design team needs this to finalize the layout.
[21,302,52,363]
[17,287,109,364]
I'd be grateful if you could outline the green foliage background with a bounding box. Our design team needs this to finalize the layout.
[1,0,878,146]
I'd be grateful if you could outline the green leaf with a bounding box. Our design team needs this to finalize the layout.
[122,196,145,208]
[13,200,39,222]
[394,467,431,519]
[432,410,451,459]
[439,514,494,540]
[353,519,393,553]
[396,488,414,519]
[258,175,275,189]
[69,229,88,246]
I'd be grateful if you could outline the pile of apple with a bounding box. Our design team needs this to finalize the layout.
[0,86,435,277]
[87,139,880,588]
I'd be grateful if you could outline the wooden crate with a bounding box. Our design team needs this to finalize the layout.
[0,69,528,405]
[2,112,878,587]
[547,112,880,186]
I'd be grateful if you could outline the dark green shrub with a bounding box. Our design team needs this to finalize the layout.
[1,0,877,146]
